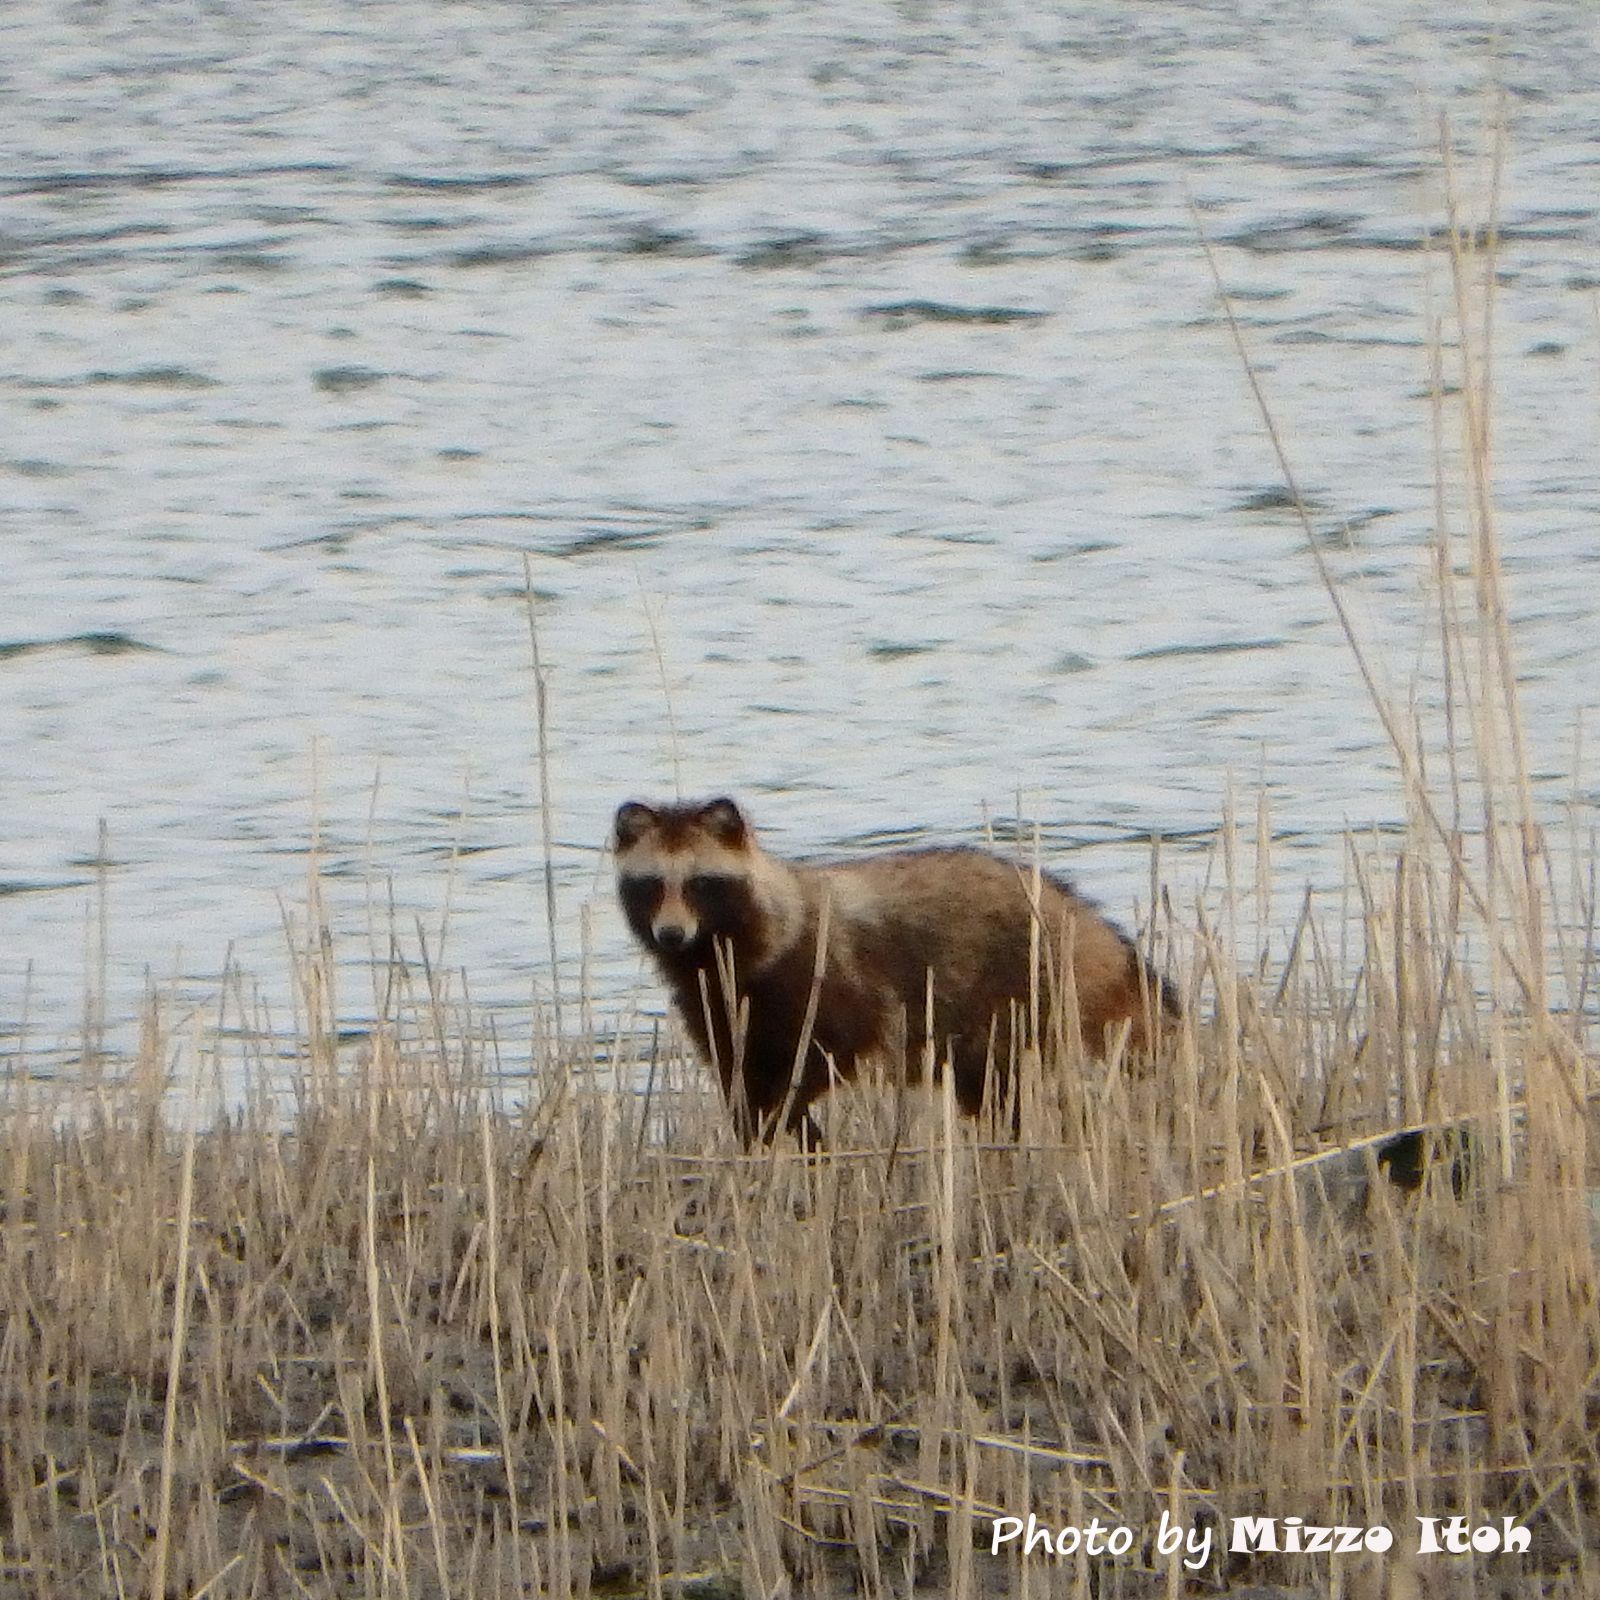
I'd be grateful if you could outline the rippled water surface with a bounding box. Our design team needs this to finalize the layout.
[4,0,1598,1074]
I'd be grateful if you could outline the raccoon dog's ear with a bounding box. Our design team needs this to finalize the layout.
[613,802,658,849]
[697,797,748,845]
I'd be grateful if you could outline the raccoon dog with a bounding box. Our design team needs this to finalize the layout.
[614,796,1177,1144]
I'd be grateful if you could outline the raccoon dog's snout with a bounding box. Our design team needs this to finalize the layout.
[651,919,694,953]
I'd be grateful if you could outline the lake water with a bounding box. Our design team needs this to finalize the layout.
[3,0,1598,1083]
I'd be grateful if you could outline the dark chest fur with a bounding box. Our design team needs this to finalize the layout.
[651,938,886,1122]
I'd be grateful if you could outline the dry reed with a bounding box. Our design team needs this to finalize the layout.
[1,843,1594,1600]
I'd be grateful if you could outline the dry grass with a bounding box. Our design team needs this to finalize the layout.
[0,838,1595,1600]
[4,144,1597,1600]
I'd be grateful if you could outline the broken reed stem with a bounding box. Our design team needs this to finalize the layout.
[480,1097,527,1596]
[525,552,564,1041]
[149,1038,198,1600]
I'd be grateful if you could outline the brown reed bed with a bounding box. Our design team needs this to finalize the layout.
[0,788,1595,1600]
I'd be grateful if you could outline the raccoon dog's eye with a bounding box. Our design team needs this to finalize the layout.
[629,874,664,897]
[684,875,726,898]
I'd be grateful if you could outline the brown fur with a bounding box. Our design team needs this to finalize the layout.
[614,796,1178,1144]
